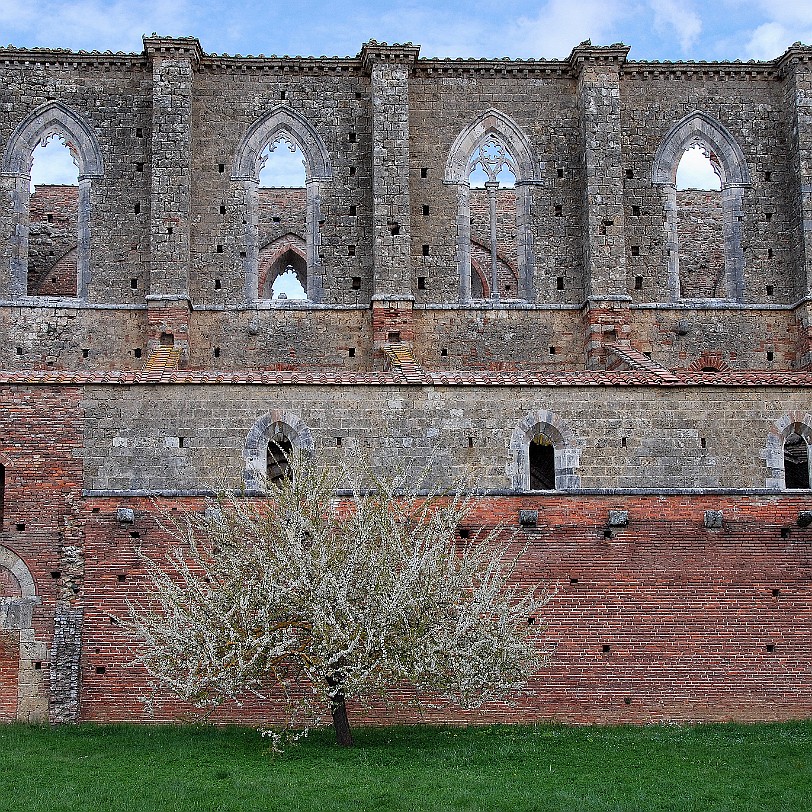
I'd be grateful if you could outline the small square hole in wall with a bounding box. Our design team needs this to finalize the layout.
[348,347,356,358]
[768,248,774,259]
[240,251,246,258]
[117,574,126,582]
[389,222,400,235]
[351,276,361,290]
[441,348,448,357]
[557,277,565,290]
[570,577,579,584]
[96,666,106,675]
[130,531,140,538]
[131,278,138,289]
[134,348,142,359]
[34,661,42,670]
[422,245,430,256]
[349,205,357,216]
[216,244,223,253]
[549,346,556,355]
[47,213,54,223]
[554,204,563,216]
[420,167,428,178]
[135,162,144,172]
[766,644,775,652]
[336,437,342,447]
[422,205,430,216]
[92,507,100,514]
[632,205,641,216]
[219,205,226,215]
[626,168,633,179]
[766,284,774,295]
[766,212,773,221]
[635,276,643,290]
[417,277,426,290]
[136,127,143,138]
[631,245,640,257]
[772,588,780,597]
[214,279,222,290]
[621,437,627,447]
[557,167,564,178]
[167,227,173,236]
[467,436,474,448]
[16,523,24,531]
[349,166,356,177]
[602,644,611,653]
[51,571,61,579]
[178,437,185,448]
[218,164,225,173]
[767,351,774,362]
[280,90,286,100]
[458,528,470,539]
[213,347,221,358]
[348,245,356,256]
[348,132,357,143]
[387,332,401,344]
[765,171,772,181]
[133,203,140,215]
[82,349,89,359]
[701,437,707,448]
[272,216,281,223]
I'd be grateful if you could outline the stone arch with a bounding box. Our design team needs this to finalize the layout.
[1,101,104,299]
[507,409,582,491]
[765,412,812,490]
[232,106,332,304]
[444,109,542,302]
[652,111,750,302]
[258,233,307,299]
[243,410,315,491]
[0,545,46,722]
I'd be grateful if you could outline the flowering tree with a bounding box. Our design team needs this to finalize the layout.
[127,453,548,746]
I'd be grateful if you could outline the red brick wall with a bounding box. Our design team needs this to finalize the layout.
[77,492,812,726]
[0,386,84,717]
[0,631,19,721]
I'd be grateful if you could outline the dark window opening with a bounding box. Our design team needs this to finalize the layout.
[417,276,426,290]
[267,436,293,486]
[784,433,810,489]
[556,277,565,290]
[388,331,400,343]
[420,168,428,178]
[351,277,361,290]
[529,435,555,490]
[159,332,174,347]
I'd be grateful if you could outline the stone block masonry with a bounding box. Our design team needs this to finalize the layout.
[0,34,811,725]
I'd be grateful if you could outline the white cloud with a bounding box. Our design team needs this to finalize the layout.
[0,0,192,52]
[649,0,702,52]
[743,19,812,60]
[509,0,627,59]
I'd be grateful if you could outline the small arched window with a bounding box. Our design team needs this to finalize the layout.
[784,433,810,489]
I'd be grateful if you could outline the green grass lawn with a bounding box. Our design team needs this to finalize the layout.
[1,721,809,812]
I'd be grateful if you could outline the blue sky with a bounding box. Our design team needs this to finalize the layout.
[2,0,811,61]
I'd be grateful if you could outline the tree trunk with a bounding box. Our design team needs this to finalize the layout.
[327,675,353,747]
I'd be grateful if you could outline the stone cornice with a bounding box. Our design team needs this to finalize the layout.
[774,42,812,79]
[567,41,630,73]
[142,35,203,64]
[360,40,420,74]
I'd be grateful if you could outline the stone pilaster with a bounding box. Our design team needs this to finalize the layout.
[360,41,419,303]
[569,42,631,368]
[143,35,200,362]
[777,44,812,367]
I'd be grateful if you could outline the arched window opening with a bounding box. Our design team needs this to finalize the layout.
[267,436,294,486]
[257,137,308,302]
[529,435,555,490]
[28,135,80,297]
[784,433,810,489]
[468,137,519,301]
[652,111,749,303]
[675,144,725,299]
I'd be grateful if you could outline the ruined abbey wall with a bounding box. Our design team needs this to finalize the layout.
[0,36,811,725]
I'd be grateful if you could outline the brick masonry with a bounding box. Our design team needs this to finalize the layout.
[0,36,811,725]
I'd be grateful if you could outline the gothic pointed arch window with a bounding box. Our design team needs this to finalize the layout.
[445,110,542,302]
[243,410,314,492]
[652,111,750,302]
[232,106,332,304]
[1,102,104,300]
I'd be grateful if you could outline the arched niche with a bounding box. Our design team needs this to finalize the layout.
[232,106,332,304]
[1,101,104,299]
[652,111,750,302]
[507,409,581,491]
[243,410,315,492]
[444,109,542,302]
